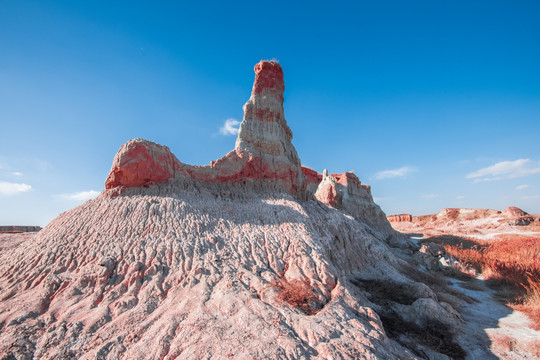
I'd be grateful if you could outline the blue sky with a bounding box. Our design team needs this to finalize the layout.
[1,0,539,226]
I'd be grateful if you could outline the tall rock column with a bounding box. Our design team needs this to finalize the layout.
[234,60,304,194]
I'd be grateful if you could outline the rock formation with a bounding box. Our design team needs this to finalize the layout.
[314,171,398,245]
[389,206,540,236]
[105,140,179,189]
[0,225,41,233]
[106,61,303,196]
[0,61,465,359]
[387,214,413,223]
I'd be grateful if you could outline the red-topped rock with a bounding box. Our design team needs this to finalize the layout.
[105,139,180,189]
[234,60,303,193]
[251,60,285,101]
[105,60,304,195]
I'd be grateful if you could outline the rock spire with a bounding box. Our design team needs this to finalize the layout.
[105,60,304,195]
[233,60,303,193]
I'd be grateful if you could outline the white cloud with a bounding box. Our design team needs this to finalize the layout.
[56,190,100,201]
[12,172,23,176]
[374,166,415,180]
[521,194,540,200]
[219,118,241,136]
[456,195,465,200]
[0,181,32,196]
[421,194,439,199]
[466,159,540,182]
[516,184,530,191]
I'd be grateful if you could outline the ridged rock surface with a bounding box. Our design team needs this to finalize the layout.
[0,61,464,359]
[0,181,433,359]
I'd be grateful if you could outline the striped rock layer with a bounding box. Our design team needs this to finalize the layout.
[105,61,303,196]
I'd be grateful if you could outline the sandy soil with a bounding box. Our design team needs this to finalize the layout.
[451,276,540,359]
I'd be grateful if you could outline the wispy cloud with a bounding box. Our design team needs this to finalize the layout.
[374,166,415,180]
[0,181,32,196]
[516,184,530,191]
[421,194,439,199]
[36,160,53,172]
[466,159,540,183]
[456,195,465,200]
[521,194,540,200]
[12,172,23,176]
[219,118,241,136]
[56,190,100,201]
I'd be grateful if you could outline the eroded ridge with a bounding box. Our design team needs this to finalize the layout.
[0,61,467,359]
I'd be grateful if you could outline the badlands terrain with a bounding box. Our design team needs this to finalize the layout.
[389,207,540,359]
[1,61,539,359]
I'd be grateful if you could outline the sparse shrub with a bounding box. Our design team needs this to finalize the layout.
[271,278,319,315]
[425,234,540,329]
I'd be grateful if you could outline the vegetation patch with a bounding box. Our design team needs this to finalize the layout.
[272,278,320,315]
[425,234,540,329]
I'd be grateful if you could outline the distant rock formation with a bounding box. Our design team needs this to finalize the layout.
[389,206,540,235]
[0,61,467,359]
[0,225,41,233]
[387,214,413,223]
[502,206,529,218]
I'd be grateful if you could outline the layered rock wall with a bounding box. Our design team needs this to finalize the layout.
[0,225,42,233]
[387,214,413,223]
